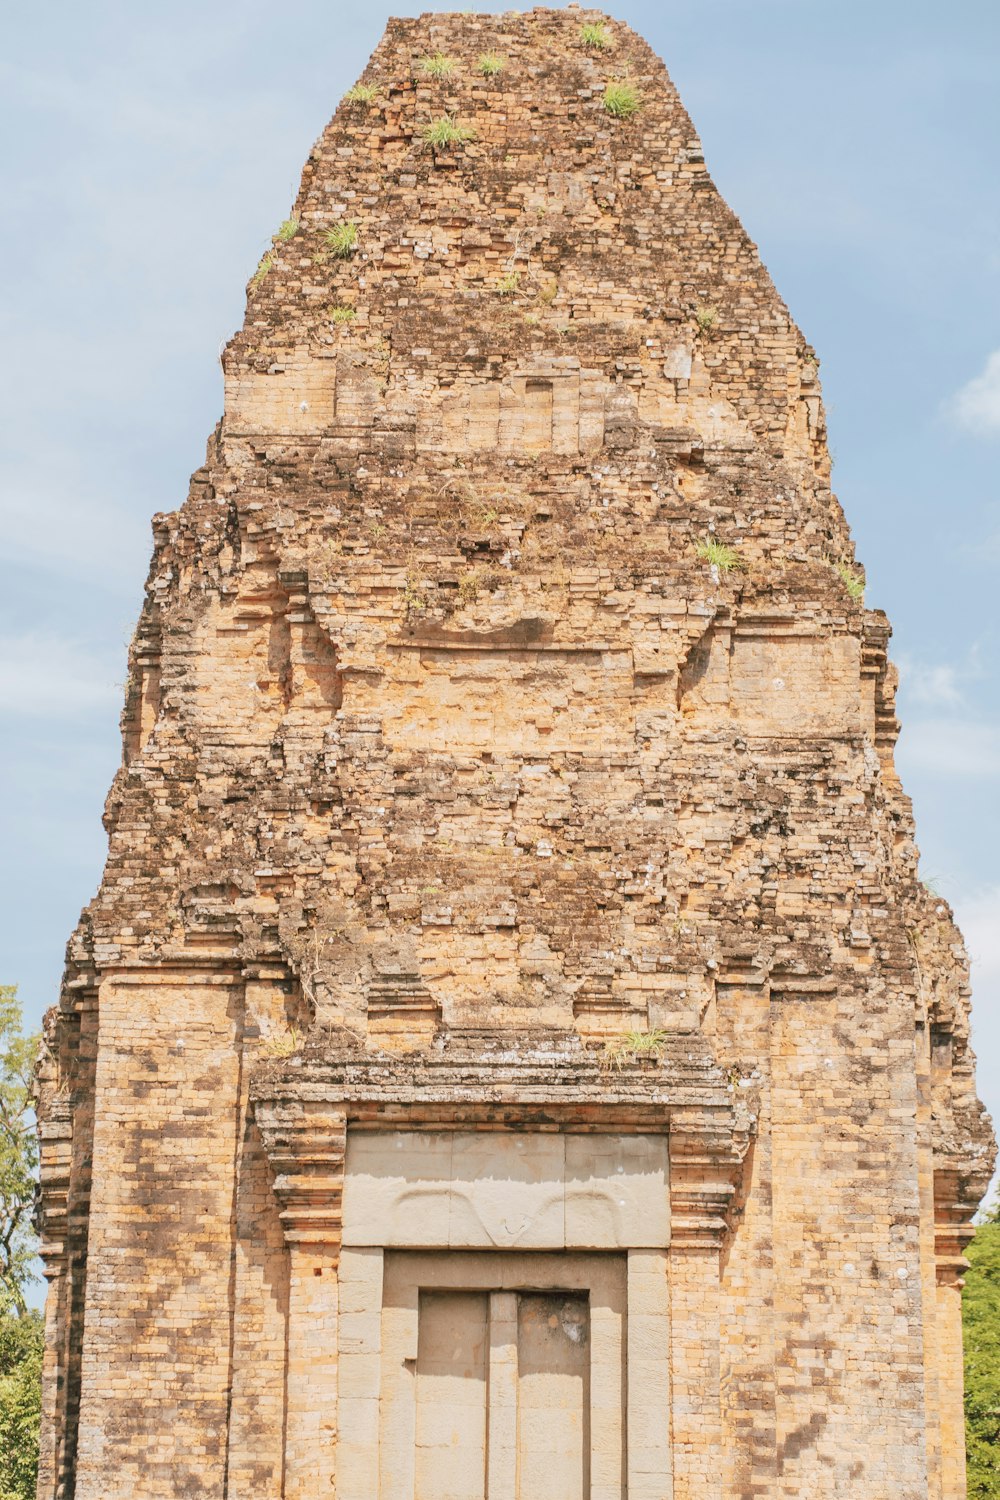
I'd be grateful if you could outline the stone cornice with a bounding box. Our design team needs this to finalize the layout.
[252,1028,754,1250]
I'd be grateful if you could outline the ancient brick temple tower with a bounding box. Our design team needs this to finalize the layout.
[36,8,994,1499]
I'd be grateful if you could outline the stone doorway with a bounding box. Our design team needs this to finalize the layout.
[413,1284,591,1500]
[333,1125,674,1499]
[253,1049,752,1500]
[367,1251,627,1500]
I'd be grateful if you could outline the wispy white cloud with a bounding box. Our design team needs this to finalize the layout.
[0,633,124,719]
[896,649,1000,781]
[898,718,1000,777]
[898,660,965,709]
[946,349,1000,437]
[896,642,989,711]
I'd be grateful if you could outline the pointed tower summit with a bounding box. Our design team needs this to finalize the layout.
[38,10,994,1500]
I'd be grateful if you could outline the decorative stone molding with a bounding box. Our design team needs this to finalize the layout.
[36,1097,73,1280]
[933,1165,980,1289]
[252,1028,754,1250]
[254,1101,348,1247]
[668,1125,745,1252]
[342,1127,671,1250]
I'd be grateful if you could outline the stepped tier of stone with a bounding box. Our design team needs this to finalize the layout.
[37,9,993,1500]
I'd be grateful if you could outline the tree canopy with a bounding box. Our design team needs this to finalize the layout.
[966,1197,1000,1496]
[0,1310,42,1500]
[0,985,41,1500]
[0,988,38,1318]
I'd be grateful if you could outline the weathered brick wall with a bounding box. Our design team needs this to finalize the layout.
[36,8,994,1498]
[73,973,243,1496]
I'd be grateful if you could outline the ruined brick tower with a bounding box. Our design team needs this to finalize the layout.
[36,9,995,1500]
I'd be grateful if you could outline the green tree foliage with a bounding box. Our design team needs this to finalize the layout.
[0,989,38,1317]
[0,1310,42,1500]
[966,1198,1000,1496]
[0,986,42,1499]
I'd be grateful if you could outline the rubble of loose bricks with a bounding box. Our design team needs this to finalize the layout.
[35,8,995,1499]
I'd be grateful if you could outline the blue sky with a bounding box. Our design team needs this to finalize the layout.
[2,0,998,1197]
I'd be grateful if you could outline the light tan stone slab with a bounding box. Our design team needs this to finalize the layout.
[342,1129,671,1251]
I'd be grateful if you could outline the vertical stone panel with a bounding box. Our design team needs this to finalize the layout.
[35,1097,71,1500]
[934,1170,978,1500]
[521,378,555,450]
[666,1243,723,1500]
[716,977,777,1500]
[223,1121,288,1499]
[467,382,501,449]
[487,1291,519,1495]
[284,1247,340,1500]
[415,1291,489,1500]
[516,1293,589,1500]
[339,1247,386,1500]
[916,1020,944,1498]
[223,972,293,1499]
[936,1278,967,1497]
[770,992,929,1498]
[74,970,243,1500]
[626,1250,672,1500]
[58,983,99,1500]
[378,1255,418,1500]
[254,1103,347,1500]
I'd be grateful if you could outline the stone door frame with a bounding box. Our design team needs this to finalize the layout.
[351,1248,633,1500]
[252,1036,751,1500]
[336,1123,672,1500]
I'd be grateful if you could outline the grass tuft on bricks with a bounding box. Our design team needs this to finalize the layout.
[422,117,476,148]
[603,81,642,119]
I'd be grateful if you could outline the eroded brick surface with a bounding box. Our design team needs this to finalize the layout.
[36,9,994,1499]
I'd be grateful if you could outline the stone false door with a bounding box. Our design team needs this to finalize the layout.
[377,1255,616,1500]
[336,1130,671,1500]
[253,1050,748,1500]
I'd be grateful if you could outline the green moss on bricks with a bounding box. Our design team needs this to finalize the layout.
[695,538,742,573]
[832,558,865,602]
[249,250,274,290]
[418,53,457,80]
